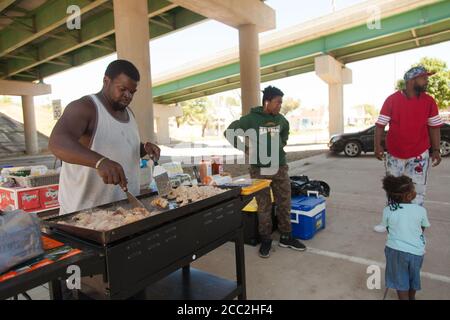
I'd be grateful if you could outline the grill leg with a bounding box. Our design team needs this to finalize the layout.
[49,280,63,300]
[383,287,389,300]
[21,292,32,300]
[235,227,246,300]
[182,264,190,275]
[182,265,191,285]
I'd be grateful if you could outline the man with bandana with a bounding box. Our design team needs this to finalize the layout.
[373,66,443,232]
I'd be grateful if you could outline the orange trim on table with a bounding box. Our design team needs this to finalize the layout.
[0,271,18,282]
[58,249,82,261]
[42,236,64,250]
[27,259,54,271]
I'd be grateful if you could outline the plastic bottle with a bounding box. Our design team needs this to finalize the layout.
[139,159,153,190]
[1,166,13,177]
[140,159,148,168]
[199,159,212,184]
[192,166,201,183]
[199,160,207,183]
[30,165,48,176]
[211,156,223,175]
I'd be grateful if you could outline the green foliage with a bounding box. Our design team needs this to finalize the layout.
[280,97,300,115]
[176,97,214,137]
[225,96,240,107]
[0,96,13,104]
[362,104,378,117]
[396,57,450,110]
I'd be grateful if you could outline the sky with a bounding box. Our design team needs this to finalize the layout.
[30,0,450,114]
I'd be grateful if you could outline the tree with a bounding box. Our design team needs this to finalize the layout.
[0,96,12,104]
[176,97,214,137]
[362,104,378,118]
[359,104,378,125]
[225,96,240,107]
[396,57,450,110]
[280,97,300,115]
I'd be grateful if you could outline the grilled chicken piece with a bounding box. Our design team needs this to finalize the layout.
[151,197,169,209]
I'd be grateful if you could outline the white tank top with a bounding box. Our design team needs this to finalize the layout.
[58,94,140,215]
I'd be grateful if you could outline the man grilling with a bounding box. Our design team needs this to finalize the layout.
[49,59,160,215]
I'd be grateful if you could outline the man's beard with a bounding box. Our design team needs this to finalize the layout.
[413,84,427,95]
[112,101,127,111]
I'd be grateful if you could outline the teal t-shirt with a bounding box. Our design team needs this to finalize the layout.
[381,204,430,256]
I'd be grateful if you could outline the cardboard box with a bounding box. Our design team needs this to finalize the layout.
[0,184,59,213]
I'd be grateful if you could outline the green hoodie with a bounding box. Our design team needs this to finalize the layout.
[224,106,289,167]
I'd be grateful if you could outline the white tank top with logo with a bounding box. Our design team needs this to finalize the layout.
[58,94,140,215]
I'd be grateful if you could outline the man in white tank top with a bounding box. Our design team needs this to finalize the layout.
[49,60,160,215]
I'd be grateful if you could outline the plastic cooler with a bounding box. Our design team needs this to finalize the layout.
[290,191,326,240]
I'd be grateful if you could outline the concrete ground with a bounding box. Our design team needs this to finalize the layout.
[191,153,450,300]
[5,152,450,300]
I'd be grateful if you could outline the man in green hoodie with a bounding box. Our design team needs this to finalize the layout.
[225,86,306,258]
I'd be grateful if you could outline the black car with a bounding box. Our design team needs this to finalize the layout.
[328,123,450,157]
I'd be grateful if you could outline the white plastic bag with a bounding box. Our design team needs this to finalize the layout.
[0,210,44,274]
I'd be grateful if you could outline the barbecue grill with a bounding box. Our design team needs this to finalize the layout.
[43,186,251,300]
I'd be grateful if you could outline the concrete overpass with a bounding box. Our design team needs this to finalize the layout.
[0,0,274,152]
[1,0,449,150]
[152,0,450,140]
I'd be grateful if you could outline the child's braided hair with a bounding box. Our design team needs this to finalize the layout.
[382,175,414,211]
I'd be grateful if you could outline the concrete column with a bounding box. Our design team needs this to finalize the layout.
[113,0,155,142]
[328,83,344,136]
[21,95,39,155]
[153,104,183,145]
[238,24,261,116]
[315,55,352,137]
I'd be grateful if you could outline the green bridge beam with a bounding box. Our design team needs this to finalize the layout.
[0,0,199,79]
[153,0,450,103]
[8,9,205,81]
[0,0,109,58]
[0,0,16,13]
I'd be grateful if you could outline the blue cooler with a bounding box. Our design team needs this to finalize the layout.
[290,192,326,240]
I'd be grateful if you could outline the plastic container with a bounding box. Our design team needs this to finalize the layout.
[1,168,12,177]
[7,172,60,188]
[229,179,271,195]
[199,160,212,184]
[175,173,192,186]
[210,174,232,186]
[211,156,223,175]
[139,160,153,190]
[30,165,48,176]
[290,192,326,240]
[161,162,184,177]
[140,159,148,168]
[9,167,31,177]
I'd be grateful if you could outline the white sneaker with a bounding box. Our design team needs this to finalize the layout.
[374,224,387,233]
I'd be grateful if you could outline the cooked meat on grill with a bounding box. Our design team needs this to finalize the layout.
[167,185,227,206]
[151,197,169,209]
[57,186,227,231]
[58,206,152,231]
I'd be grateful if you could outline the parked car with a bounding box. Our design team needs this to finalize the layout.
[328,123,450,157]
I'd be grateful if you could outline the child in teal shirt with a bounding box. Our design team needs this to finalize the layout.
[381,175,430,300]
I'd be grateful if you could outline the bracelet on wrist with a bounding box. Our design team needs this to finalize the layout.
[95,157,108,169]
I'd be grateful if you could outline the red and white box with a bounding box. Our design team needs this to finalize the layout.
[0,184,59,213]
